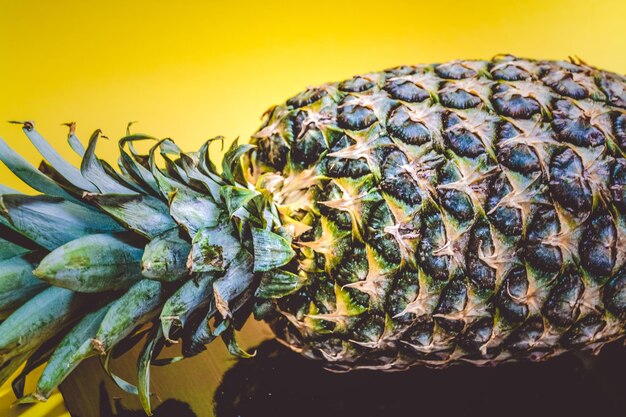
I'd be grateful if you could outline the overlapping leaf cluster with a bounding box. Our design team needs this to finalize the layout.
[0,122,299,414]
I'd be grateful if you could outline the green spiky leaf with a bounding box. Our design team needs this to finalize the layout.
[221,140,253,185]
[189,225,241,273]
[0,195,124,250]
[93,279,165,354]
[138,325,163,416]
[0,184,19,194]
[11,121,98,191]
[64,122,85,157]
[160,273,215,340]
[0,352,30,389]
[212,251,255,318]
[220,185,257,218]
[179,153,223,203]
[251,227,295,272]
[141,229,191,282]
[88,194,176,239]
[256,269,306,299]
[0,136,80,202]
[11,325,72,400]
[101,350,138,395]
[168,187,221,238]
[0,287,95,361]
[0,254,49,319]
[19,303,111,402]
[221,326,255,358]
[34,234,144,293]
[0,237,28,262]
[118,135,159,195]
[81,130,139,194]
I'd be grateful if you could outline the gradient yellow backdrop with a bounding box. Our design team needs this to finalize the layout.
[0,0,624,415]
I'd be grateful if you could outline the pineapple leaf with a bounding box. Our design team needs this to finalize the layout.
[252,299,273,320]
[64,122,85,157]
[162,153,189,185]
[93,279,165,355]
[167,187,221,238]
[22,303,111,401]
[197,136,223,177]
[160,273,215,341]
[81,130,139,194]
[256,270,306,299]
[118,135,160,195]
[0,352,29,389]
[151,356,184,366]
[221,326,255,358]
[180,153,223,203]
[189,226,241,273]
[221,140,253,185]
[11,121,98,192]
[149,142,221,237]
[138,325,164,416]
[182,309,217,357]
[0,136,81,202]
[212,251,255,318]
[220,185,257,218]
[100,350,138,395]
[148,140,187,196]
[0,287,94,362]
[158,138,182,155]
[0,254,48,319]
[38,160,89,197]
[88,193,176,239]
[0,184,19,194]
[141,228,191,282]
[0,195,124,251]
[11,328,62,399]
[251,227,295,272]
[34,233,144,293]
[0,237,29,262]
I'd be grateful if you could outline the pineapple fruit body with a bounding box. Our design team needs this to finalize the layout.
[246,55,626,370]
[0,55,624,412]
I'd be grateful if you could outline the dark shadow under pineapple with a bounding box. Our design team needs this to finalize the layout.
[214,339,626,417]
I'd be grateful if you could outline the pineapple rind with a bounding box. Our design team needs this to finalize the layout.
[248,55,626,370]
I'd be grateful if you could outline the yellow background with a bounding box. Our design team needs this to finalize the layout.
[0,0,624,415]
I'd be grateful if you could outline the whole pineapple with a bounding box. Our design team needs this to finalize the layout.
[0,55,624,413]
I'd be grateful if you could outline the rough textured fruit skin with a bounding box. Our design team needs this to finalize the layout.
[246,55,626,370]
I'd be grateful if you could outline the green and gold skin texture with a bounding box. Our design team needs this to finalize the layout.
[0,55,624,414]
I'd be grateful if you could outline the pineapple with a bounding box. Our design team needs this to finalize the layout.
[0,55,624,413]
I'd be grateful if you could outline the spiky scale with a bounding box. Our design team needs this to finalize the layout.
[248,56,626,369]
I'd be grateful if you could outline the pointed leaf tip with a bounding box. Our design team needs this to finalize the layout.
[222,327,255,358]
[16,122,98,191]
[13,392,46,405]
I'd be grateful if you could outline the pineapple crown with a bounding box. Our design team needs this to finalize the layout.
[0,120,302,413]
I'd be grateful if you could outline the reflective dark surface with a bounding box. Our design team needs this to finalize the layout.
[96,383,196,417]
[215,340,626,417]
[62,330,626,417]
